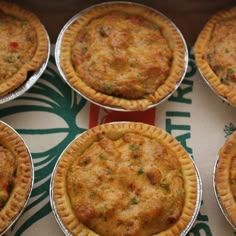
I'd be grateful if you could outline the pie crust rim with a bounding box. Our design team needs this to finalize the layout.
[51,122,201,236]
[57,1,188,111]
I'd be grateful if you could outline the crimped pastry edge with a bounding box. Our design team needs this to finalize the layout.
[52,122,199,236]
[0,121,33,234]
[59,2,188,111]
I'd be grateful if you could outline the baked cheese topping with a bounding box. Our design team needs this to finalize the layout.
[72,11,173,99]
[67,132,185,236]
[205,17,236,86]
[0,144,16,210]
[0,10,37,84]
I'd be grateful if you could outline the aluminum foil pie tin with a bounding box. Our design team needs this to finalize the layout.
[55,1,188,112]
[49,128,202,236]
[213,157,236,230]
[0,120,34,236]
[183,160,202,235]
[197,69,234,106]
[0,27,50,105]
[50,144,74,236]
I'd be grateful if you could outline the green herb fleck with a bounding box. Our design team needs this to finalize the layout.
[131,197,139,205]
[137,167,144,175]
[80,157,90,165]
[99,25,107,37]
[160,183,170,191]
[226,68,234,80]
[130,143,139,151]
[4,56,14,63]
[0,196,7,210]
[221,68,234,85]
[152,24,159,31]
[81,47,88,55]
[26,35,34,42]
[206,54,211,61]
[213,65,221,74]
[7,181,14,193]
[220,77,229,85]
[104,84,112,91]
[90,191,97,197]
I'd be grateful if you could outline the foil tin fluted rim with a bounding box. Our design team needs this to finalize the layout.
[0,120,34,236]
[55,1,189,112]
[0,26,50,105]
[182,159,202,235]
[50,145,73,236]
[197,67,235,107]
[213,157,236,230]
[49,122,202,236]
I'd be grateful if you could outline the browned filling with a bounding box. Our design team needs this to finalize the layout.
[205,17,236,86]
[67,132,185,236]
[71,11,173,99]
[0,10,37,83]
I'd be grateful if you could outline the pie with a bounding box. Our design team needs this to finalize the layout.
[0,121,33,234]
[52,122,199,235]
[215,131,236,227]
[194,7,236,106]
[58,2,188,111]
[0,1,49,97]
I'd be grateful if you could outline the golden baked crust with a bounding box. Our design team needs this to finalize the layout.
[0,121,33,234]
[215,131,236,226]
[59,2,187,111]
[52,122,199,235]
[194,7,236,106]
[0,0,48,97]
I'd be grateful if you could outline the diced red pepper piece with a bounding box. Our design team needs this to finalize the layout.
[231,73,236,81]
[2,181,8,189]
[127,15,144,25]
[9,42,18,49]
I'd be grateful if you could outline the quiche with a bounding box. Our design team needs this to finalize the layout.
[58,2,188,111]
[215,131,236,227]
[0,1,49,97]
[0,121,33,234]
[51,122,200,235]
[194,7,236,106]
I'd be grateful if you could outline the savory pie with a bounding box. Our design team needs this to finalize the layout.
[215,131,236,227]
[194,7,236,106]
[0,121,33,234]
[58,2,188,111]
[52,122,199,235]
[0,0,49,97]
